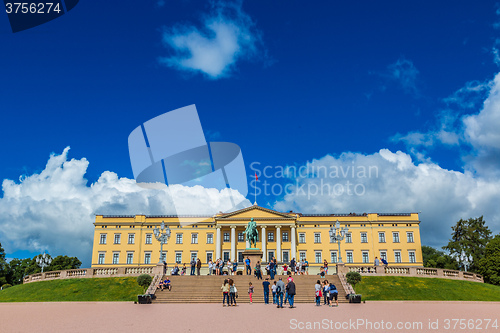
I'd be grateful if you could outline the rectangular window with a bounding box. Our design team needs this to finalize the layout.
[268,232,274,242]
[282,232,289,242]
[112,252,119,264]
[282,251,289,263]
[268,251,275,261]
[145,233,152,244]
[191,252,197,261]
[100,234,107,244]
[191,233,198,244]
[144,252,151,264]
[238,252,244,263]
[299,251,306,262]
[393,232,400,243]
[114,234,121,244]
[345,233,352,243]
[330,251,337,263]
[160,252,166,262]
[362,251,369,263]
[408,251,416,263]
[223,232,230,242]
[206,252,213,263]
[394,251,401,263]
[175,252,182,264]
[315,251,322,264]
[380,251,387,261]
[238,232,244,242]
[346,251,353,264]
[407,232,414,243]
[128,233,135,244]
[223,251,230,262]
[126,252,134,264]
[360,232,368,243]
[176,233,183,244]
[98,253,105,264]
[298,233,306,244]
[314,233,321,243]
[207,233,213,244]
[378,232,385,243]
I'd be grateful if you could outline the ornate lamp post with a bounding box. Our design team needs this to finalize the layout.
[329,220,349,263]
[154,221,171,263]
[460,251,470,272]
[36,252,52,273]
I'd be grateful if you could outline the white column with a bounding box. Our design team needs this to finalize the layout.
[291,226,296,260]
[261,226,267,262]
[276,226,281,262]
[230,226,236,261]
[216,226,222,260]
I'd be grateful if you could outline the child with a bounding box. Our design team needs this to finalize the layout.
[248,282,254,304]
[282,264,288,275]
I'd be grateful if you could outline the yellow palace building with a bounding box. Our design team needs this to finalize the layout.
[91,205,423,271]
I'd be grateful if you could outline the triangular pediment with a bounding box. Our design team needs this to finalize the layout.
[218,205,295,220]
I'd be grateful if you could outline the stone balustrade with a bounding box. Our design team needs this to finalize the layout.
[23,265,163,284]
[338,265,483,283]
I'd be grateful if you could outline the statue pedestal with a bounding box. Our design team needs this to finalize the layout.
[242,249,263,271]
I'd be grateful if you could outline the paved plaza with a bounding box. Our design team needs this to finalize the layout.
[1,301,499,333]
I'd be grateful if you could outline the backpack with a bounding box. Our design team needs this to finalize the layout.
[276,285,281,293]
[329,284,338,293]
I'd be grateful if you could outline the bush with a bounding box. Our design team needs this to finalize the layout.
[137,274,152,294]
[346,272,362,289]
[1,284,12,290]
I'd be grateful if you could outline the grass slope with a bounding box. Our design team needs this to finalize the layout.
[0,277,143,302]
[355,276,500,301]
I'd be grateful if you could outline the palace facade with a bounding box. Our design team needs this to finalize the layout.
[91,205,423,269]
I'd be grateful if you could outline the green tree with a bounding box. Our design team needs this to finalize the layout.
[0,242,8,286]
[137,274,152,294]
[47,255,82,272]
[477,235,500,285]
[443,216,491,272]
[346,271,362,289]
[421,245,458,270]
[7,258,32,285]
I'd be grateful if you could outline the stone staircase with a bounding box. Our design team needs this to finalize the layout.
[153,274,348,304]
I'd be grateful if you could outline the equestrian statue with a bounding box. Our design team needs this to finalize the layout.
[244,218,259,248]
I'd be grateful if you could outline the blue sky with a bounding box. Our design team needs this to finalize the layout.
[2,1,500,265]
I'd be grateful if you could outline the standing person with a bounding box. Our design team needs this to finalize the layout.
[163,261,167,275]
[284,275,292,304]
[208,259,213,276]
[271,281,277,304]
[248,282,254,304]
[323,259,329,275]
[269,260,275,280]
[233,260,238,275]
[290,258,296,275]
[273,257,278,276]
[286,278,296,308]
[374,256,380,267]
[303,259,309,275]
[255,261,262,280]
[221,279,230,307]
[229,279,237,306]
[245,257,251,275]
[276,278,285,308]
[315,280,322,306]
[219,259,225,275]
[196,258,202,276]
[322,280,330,305]
[181,263,187,275]
[227,259,232,275]
[262,278,271,304]
[297,260,302,275]
[282,263,288,276]
[215,259,220,276]
[190,257,196,275]
[328,282,339,307]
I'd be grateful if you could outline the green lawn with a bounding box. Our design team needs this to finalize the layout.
[0,277,143,302]
[355,276,500,301]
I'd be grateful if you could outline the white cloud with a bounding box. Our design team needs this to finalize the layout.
[0,148,250,266]
[272,149,500,248]
[158,0,262,79]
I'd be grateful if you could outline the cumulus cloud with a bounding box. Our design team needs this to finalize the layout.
[272,149,500,248]
[158,0,262,79]
[0,148,250,266]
